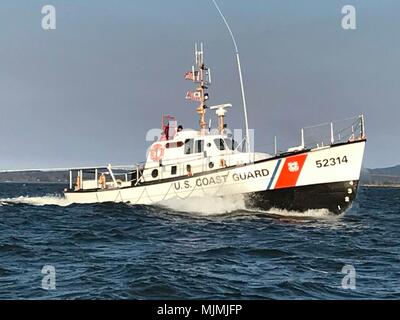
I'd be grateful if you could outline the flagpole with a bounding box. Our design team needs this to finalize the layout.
[211,0,251,153]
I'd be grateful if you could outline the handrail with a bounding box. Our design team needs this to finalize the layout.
[301,115,364,150]
[301,115,360,130]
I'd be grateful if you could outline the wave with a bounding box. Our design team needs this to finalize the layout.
[258,207,340,219]
[0,195,71,207]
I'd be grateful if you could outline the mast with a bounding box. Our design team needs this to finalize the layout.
[185,43,211,135]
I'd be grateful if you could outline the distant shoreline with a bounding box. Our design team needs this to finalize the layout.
[361,184,400,188]
[0,181,67,185]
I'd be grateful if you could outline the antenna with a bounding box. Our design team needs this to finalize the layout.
[185,43,212,134]
[211,0,251,153]
[195,43,198,65]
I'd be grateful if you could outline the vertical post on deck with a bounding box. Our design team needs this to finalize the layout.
[107,164,117,186]
[69,170,72,190]
[360,114,365,139]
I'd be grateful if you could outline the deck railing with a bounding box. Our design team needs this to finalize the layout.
[300,114,365,150]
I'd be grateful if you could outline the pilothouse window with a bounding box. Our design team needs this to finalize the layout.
[214,138,225,151]
[195,140,204,153]
[166,141,184,149]
[224,138,235,150]
[184,139,194,154]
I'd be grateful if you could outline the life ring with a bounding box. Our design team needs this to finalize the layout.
[220,159,227,167]
[150,143,165,161]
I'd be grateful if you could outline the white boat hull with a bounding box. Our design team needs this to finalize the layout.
[64,140,366,214]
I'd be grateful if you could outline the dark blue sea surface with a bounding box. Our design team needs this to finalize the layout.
[0,183,399,299]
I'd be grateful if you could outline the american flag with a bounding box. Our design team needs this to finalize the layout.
[184,70,199,81]
[185,90,202,101]
[184,71,194,80]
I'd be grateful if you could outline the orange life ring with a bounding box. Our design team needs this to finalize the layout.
[150,143,165,161]
[220,159,227,167]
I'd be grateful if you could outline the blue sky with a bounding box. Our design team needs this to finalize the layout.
[0,0,399,169]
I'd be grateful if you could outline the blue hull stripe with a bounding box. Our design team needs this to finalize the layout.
[267,159,282,190]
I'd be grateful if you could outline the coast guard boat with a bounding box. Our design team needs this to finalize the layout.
[64,45,366,214]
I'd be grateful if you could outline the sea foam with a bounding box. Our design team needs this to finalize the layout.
[0,195,71,207]
[159,194,247,215]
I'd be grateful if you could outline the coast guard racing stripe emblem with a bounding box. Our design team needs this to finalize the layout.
[274,154,308,189]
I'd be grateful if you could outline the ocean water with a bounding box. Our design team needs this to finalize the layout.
[0,183,399,299]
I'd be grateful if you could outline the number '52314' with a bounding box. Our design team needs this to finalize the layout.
[316,156,348,168]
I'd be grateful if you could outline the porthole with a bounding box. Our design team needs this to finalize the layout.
[208,162,214,169]
[151,169,158,178]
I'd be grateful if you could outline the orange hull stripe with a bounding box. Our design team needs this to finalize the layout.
[274,154,308,189]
